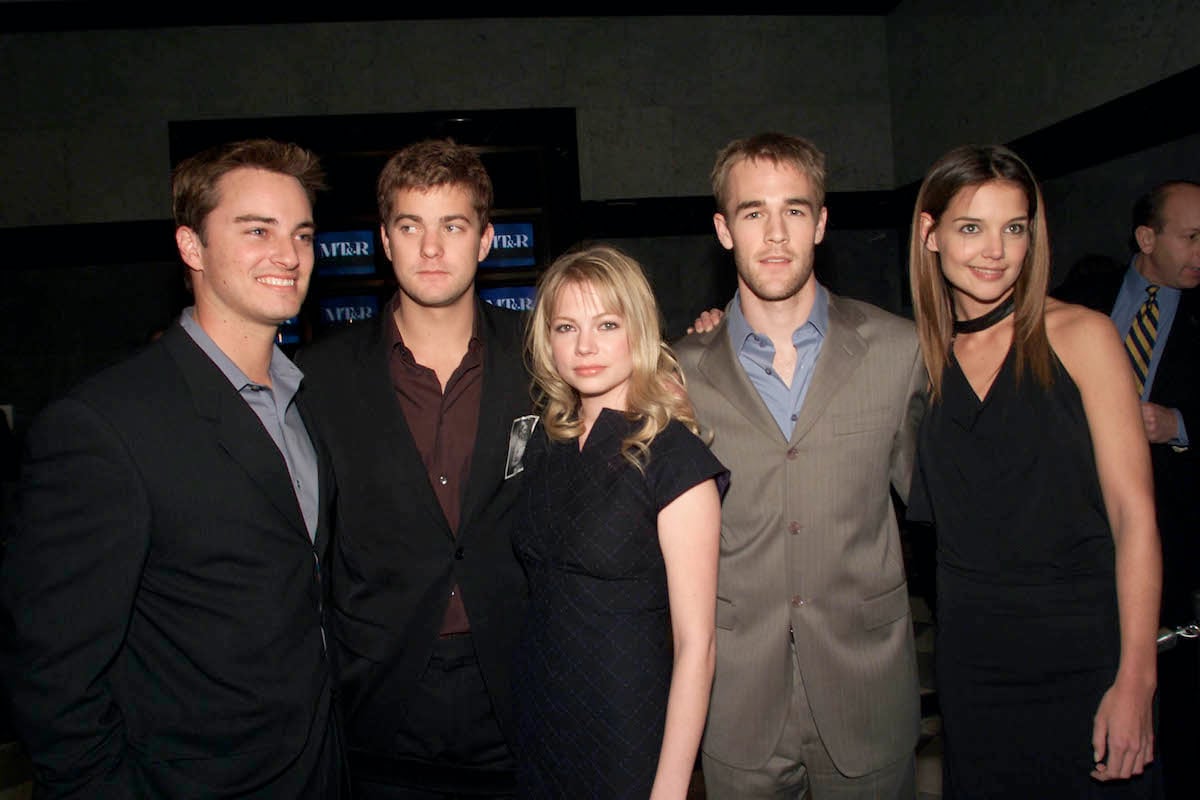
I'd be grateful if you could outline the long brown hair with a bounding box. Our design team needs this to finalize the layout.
[908,144,1053,399]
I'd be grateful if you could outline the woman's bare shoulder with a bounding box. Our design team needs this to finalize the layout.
[1044,297,1124,374]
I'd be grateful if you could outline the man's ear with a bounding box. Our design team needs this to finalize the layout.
[477,222,495,264]
[814,206,828,245]
[1134,224,1156,255]
[919,212,939,252]
[379,223,392,262]
[713,213,734,251]
[175,226,204,270]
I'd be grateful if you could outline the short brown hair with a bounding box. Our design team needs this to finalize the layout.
[376,138,493,229]
[171,139,325,243]
[711,132,827,216]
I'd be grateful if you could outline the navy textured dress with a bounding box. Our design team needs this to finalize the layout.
[512,409,727,798]
[910,347,1151,799]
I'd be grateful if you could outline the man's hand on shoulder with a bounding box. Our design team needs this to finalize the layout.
[687,308,725,335]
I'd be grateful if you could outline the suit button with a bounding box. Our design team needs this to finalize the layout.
[791,595,804,607]
[786,447,799,461]
[455,546,465,560]
[788,521,802,534]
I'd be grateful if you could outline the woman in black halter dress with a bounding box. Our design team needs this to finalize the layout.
[906,145,1160,798]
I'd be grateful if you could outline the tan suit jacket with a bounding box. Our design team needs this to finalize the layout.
[675,292,926,777]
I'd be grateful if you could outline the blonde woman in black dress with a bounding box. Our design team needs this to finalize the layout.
[907,145,1160,798]
[513,245,727,799]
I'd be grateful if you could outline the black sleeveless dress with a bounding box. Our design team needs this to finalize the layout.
[910,347,1151,799]
[511,409,727,799]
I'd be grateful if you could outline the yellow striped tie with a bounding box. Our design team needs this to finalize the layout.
[1124,285,1159,396]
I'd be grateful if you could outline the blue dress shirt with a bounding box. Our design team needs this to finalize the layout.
[1110,260,1188,447]
[180,307,320,538]
[726,284,829,439]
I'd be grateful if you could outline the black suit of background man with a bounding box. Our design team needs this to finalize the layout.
[1053,179,1200,800]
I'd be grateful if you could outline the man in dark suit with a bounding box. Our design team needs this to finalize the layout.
[297,139,531,798]
[0,139,343,798]
[1053,179,1200,800]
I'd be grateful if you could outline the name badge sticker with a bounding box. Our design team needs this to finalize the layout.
[505,415,539,479]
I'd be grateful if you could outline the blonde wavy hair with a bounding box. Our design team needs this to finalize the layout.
[524,245,701,472]
[908,144,1053,400]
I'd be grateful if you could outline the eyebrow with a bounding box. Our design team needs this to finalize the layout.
[391,212,472,225]
[232,214,315,232]
[733,197,814,214]
[949,215,1029,223]
[234,214,278,225]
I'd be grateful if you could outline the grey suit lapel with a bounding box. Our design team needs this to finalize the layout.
[792,294,866,442]
[697,323,784,443]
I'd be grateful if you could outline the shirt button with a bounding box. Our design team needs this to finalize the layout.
[438,475,448,486]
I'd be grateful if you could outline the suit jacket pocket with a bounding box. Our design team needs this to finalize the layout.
[715,596,738,631]
[859,582,910,630]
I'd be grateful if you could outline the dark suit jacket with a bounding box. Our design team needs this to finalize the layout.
[0,323,340,799]
[296,298,531,755]
[1054,268,1200,624]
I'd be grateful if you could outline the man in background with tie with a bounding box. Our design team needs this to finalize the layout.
[1054,179,1200,799]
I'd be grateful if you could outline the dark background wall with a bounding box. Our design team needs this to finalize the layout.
[1,2,1198,442]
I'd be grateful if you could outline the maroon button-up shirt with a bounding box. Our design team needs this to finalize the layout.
[386,297,483,636]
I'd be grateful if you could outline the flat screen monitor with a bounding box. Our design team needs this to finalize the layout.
[481,222,536,269]
[317,294,381,330]
[276,315,302,346]
[479,284,536,312]
[315,230,376,277]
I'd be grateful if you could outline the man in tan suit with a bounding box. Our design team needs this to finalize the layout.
[675,132,926,799]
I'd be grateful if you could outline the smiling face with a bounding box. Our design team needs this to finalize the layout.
[1137,183,1200,290]
[920,179,1031,320]
[176,167,315,338]
[713,158,828,307]
[380,182,494,310]
[549,279,633,416]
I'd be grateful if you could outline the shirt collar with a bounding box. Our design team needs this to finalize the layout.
[385,291,483,355]
[1126,254,1181,298]
[178,306,303,398]
[727,283,829,352]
